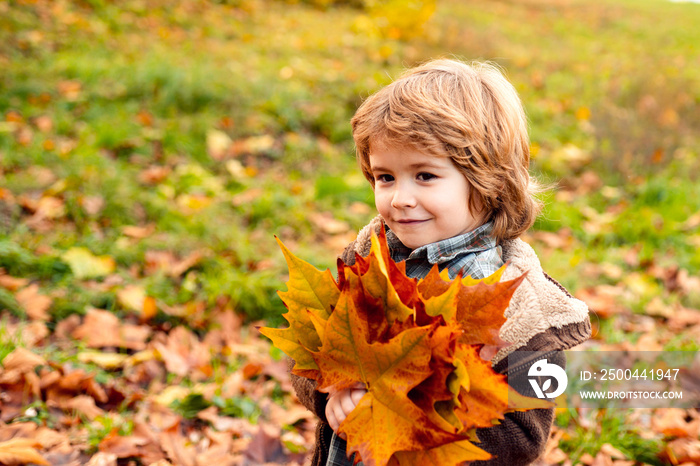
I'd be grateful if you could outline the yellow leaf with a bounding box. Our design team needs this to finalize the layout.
[123,348,157,367]
[392,438,490,465]
[77,351,128,369]
[206,128,231,160]
[461,264,506,286]
[424,276,460,321]
[117,285,147,313]
[62,247,116,279]
[259,237,340,376]
[153,385,191,407]
[259,326,320,378]
[176,194,213,212]
[242,134,275,154]
[225,159,248,179]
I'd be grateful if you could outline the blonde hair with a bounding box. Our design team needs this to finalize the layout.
[351,58,543,242]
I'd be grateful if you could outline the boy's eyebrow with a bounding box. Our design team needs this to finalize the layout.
[370,161,445,172]
[408,161,445,170]
[369,164,389,173]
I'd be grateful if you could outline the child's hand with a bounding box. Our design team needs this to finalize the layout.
[325,384,367,437]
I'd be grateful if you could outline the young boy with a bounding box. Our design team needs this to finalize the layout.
[291,58,591,466]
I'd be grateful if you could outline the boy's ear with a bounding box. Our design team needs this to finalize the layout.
[468,186,488,215]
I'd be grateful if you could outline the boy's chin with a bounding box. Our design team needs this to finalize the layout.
[394,234,429,250]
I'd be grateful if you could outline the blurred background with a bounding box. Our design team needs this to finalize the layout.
[1,0,699,464]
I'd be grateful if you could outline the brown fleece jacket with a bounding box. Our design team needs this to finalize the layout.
[291,217,591,466]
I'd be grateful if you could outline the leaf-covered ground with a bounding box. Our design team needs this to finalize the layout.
[1,0,700,465]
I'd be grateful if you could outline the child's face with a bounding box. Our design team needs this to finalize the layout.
[369,143,483,250]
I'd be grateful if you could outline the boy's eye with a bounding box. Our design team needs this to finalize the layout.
[417,172,436,181]
[376,174,394,183]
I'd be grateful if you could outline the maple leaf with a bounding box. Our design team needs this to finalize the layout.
[259,237,340,377]
[264,227,552,466]
[417,265,525,346]
[391,439,492,465]
[312,289,464,466]
[348,235,416,336]
[451,344,519,429]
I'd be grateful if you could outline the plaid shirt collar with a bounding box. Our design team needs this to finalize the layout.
[387,221,497,265]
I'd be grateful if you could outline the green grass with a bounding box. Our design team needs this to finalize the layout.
[1,0,698,334]
[556,408,665,465]
[85,414,134,455]
[0,317,20,363]
[10,401,54,428]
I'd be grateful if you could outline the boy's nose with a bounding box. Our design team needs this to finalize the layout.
[391,184,417,208]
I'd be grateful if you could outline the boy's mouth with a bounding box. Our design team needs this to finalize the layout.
[396,219,428,225]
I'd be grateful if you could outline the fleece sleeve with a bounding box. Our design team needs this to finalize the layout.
[288,358,329,422]
[288,358,334,466]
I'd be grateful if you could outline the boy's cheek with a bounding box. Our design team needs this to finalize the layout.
[373,192,388,210]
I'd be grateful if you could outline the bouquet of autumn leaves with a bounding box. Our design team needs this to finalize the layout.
[260,229,552,466]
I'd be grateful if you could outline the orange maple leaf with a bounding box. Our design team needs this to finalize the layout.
[418,264,525,346]
[313,288,463,466]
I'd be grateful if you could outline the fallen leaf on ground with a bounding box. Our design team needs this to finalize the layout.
[651,409,700,438]
[152,326,211,378]
[309,211,350,235]
[245,423,286,464]
[99,428,153,461]
[667,306,700,331]
[85,452,117,466]
[77,351,129,370]
[152,385,191,407]
[0,271,28,291]
[664,438,700,464]
[159,425,196,466]
[575,286,624,319]
[206,129,232,160]
[117,285,149,313]
[1,347,46,373]
[138,166,171,185]
[0,438,50,465]
[62,247,116,279]
[121,223,157,238]
[60,395,105,420]
[16,321,49,348]
[600,443,626,459]
[71,308,150,350]
[15,283,52,320]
